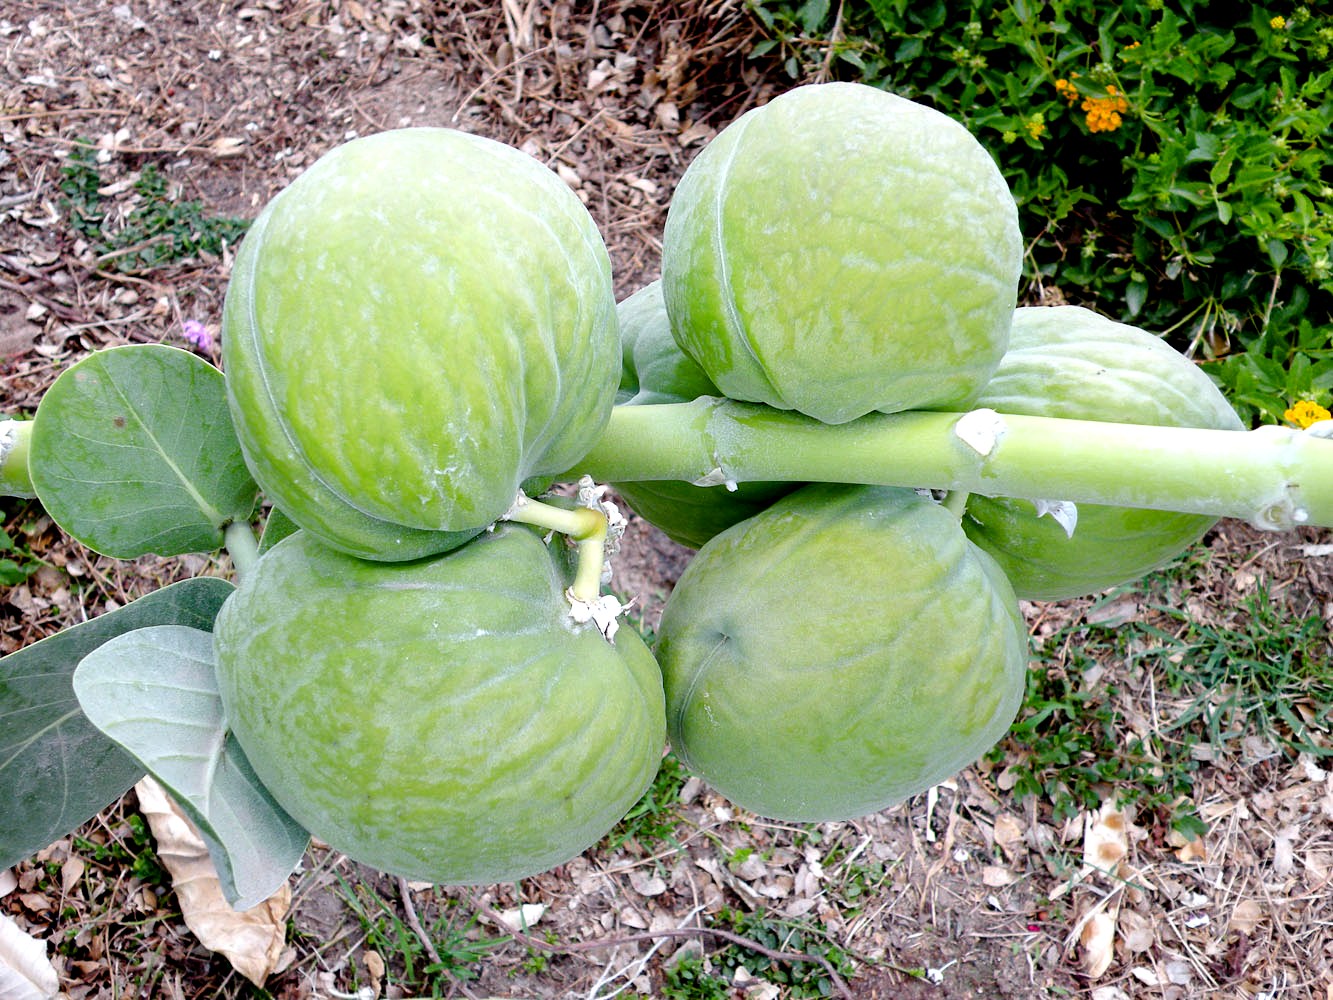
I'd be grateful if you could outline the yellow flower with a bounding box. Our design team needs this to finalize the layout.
[1270,15,1287,29]
[1284,400,1331,428]
[1082,85,1130,133]
[1026,117,1047,139]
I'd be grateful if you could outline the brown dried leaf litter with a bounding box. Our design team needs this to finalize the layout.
[3,1,1333,998]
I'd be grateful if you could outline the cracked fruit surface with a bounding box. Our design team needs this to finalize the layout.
[661,82,1021,425]
[655,484,1028,821]
[222,127,619,561]
[213,526,666,885]
[612,280,797,549]
[964,306,1245,600]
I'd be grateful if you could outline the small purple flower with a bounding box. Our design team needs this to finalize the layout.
[182,319,213,352]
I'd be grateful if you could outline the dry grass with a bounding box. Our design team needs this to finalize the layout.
[3,2,1333,998]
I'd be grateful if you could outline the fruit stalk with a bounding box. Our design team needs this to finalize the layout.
[570,399,1333,531]
[502,494,609,601]
[0,419,35,499]
[224,521,260,581]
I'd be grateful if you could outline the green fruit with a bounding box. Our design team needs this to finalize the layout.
[964,306,1245,600]
[617,280,718,407]
[223,128,619,561]
[662,82,1022,425]
[213,526,666,885]
[656,484,1028,821]
[612,281,797,548]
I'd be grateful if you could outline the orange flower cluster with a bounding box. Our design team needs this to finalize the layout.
[1055,76,1080,104]
[1082,85,1130,133]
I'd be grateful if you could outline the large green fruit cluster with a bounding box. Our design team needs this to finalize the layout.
[213,526,665,885]
[201,81,1243,883]
[662,82,1022,424]
[656,485,1028,821]
[222,127,618,562]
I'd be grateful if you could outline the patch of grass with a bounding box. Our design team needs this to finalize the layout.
[337,880,505,993]
[602,751,689,852]
[58,145,249,272]
[993,564,1333,837]
[989,617,1201,829]
[1151,584,1333,757]
[72,813,169,889]
[708,907,855,998]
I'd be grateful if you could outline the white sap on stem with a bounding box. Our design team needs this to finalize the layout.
[953,408,1007,458]
[501,478,629,643]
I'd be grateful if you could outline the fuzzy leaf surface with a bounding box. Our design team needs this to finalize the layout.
[0,576,233,870]
[29,344,257,558]
[73,624,308,909]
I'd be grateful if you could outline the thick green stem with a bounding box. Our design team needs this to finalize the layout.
[569,399,1333,531]
[224,521,260,583]
[502,496,608,602]
[0,419,36,499]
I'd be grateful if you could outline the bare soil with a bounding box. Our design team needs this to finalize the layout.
[3,3,1333,999]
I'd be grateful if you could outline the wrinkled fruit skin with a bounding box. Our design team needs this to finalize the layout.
[613,281,797,548]
[223,128,619,561]
[661,82,1022,425]
[213,526,666,886]
[655,485,1028,822]
[964,306,1245,600]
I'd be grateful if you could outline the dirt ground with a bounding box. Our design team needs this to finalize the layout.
[3,2,1333,999]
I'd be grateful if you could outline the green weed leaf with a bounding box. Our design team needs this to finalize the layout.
[29,345,257,558]
[73,624,308,909]
[0,576,233,870]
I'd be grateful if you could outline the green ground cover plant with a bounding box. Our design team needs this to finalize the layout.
[992,564,1333,836]
[745,1,1333,425]
[58,145,249,273]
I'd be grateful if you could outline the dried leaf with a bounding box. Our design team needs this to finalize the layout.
[0,911,59,1000]
[1166,828,1207,863]
[59,857,84,895]
[1083,800,1130,874]
[1080,909,1116,978]
[1117,909,1155,952]
[981,865,1018,887]
[491,903,546,932]
[1273,825,1297,877]
[628,869,668,897]
[1229,898,1264,935]
[210,136,246,158]
[135,778,291,986]
[992,812,1025,859]
[363,950,384,995]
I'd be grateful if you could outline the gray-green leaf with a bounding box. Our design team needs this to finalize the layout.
[0,576,233,870]
[72,625,308,909]
[29,345,257,558]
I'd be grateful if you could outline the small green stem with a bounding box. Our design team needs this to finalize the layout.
[0,419,36,499]
[224,521,260,583]
[503,496,608,602]
[942,490,970,519]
